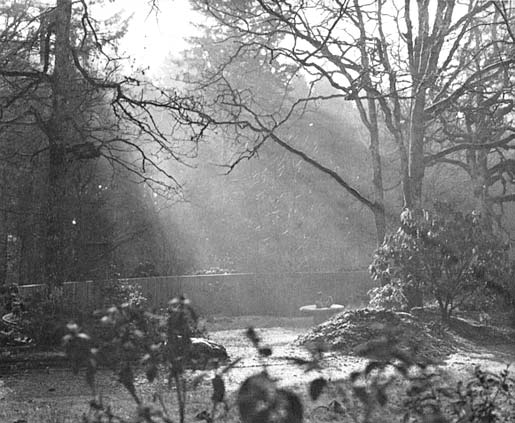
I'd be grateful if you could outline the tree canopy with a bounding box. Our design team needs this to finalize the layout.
[180,0,515,242]
[2,0,515,285]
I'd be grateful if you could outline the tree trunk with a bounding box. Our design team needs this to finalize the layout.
[405,283,424,309]
[398,140,411,210]
[440,303,452,323]
[475,147,493,225]
[368,101,386,244]
[407,95,426,210]
[0,167,7,285]
[465,103,494,229]
[354,2,386,244]
[0,220,6,286]
[372,208,386,247]
[44,0,73,287]
[45,144,67,287]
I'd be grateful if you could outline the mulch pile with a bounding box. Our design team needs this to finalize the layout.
[297,308,514,363]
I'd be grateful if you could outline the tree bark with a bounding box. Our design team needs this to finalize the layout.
[408,93,426,210]
[369,107,386,244]
[405,284,424,309]
[44,0,73,287]
[354,0,386,244]
[0,167,7,286]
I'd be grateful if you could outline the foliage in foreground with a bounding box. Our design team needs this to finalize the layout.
[369,203,512,320]
[63,299,515,423]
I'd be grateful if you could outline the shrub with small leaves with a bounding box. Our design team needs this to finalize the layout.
[402,365,515,423]
[65,296,232,423]
[368,283,408,311]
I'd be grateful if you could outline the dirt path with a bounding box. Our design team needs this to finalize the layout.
[0,325,513,422]
[211,328,515,390]
[209,328,366,389]
[0,327,341,402]
[1,328,513,400]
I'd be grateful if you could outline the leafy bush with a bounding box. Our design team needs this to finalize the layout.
[369,203,510,320]
[0,284,25,315]
[65,296,220,423]
[97,280,148,310]
[401,362,515,422]
[21,287,81,347]
[17,281,148,349]
[368,283,408,311]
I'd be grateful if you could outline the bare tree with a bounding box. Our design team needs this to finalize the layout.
[424,4,515,230]
[181,0,515,243]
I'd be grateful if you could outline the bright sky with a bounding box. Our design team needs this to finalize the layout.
[88,0,452,79]
[98,0,198,74]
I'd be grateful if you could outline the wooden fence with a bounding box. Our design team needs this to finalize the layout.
[18,271,376,316]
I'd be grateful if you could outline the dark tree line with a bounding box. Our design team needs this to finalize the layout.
[0,0,201,286]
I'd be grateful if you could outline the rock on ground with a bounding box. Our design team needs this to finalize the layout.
[191,337,229,362]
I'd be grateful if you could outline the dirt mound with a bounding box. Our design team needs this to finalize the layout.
[296,308,504,363]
